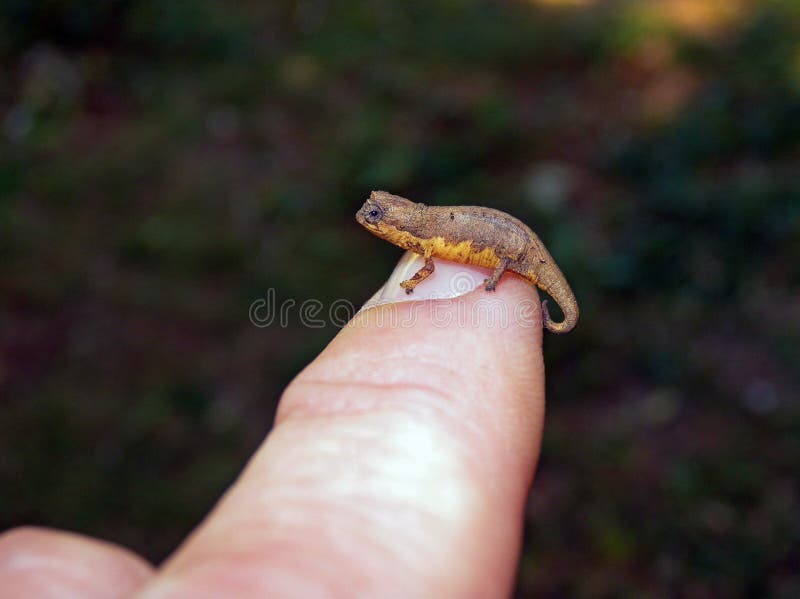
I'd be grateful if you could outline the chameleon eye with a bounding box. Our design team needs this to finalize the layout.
[364,206,383,224]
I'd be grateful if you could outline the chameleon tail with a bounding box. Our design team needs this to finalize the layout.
[542,298,579,334]
[527,256,579,334]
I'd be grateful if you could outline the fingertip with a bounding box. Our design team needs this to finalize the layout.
[282,262,545,484]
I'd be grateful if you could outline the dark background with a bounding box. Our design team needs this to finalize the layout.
[1,0,799,596]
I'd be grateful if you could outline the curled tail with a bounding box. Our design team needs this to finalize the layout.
[542,298,579,334]
[521,249,579,334]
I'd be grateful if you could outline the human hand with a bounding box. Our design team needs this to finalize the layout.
[0,253,546,598]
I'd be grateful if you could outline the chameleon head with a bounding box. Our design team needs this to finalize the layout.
[356,191,419,239]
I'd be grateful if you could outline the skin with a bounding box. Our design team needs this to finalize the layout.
[356,190,579,333]
[0,274,545,598]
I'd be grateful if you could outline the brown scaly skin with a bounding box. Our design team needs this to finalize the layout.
[356,190,579,334]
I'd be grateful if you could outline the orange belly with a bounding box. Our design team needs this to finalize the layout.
[426,237,502,269]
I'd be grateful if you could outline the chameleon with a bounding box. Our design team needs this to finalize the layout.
[356,190,579,334]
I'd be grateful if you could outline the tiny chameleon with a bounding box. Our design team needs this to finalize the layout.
[356,190,579,334]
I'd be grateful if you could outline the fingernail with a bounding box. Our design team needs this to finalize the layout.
[360,251,490,312]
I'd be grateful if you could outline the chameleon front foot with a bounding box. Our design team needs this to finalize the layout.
[398,255,434,294]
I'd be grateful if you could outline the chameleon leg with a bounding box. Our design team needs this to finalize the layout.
[484,258,511,291]
[400,255,435,294]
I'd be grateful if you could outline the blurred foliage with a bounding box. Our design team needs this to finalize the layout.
[1,0,799,596]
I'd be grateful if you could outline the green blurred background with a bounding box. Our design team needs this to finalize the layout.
[1,0,799,596]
